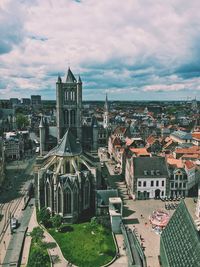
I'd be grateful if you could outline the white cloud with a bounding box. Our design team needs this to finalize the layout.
[0,0,200,99]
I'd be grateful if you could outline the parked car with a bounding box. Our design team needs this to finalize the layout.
[11,217,18,230]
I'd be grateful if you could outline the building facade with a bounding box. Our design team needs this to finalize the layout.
[125,157,169,199]
[36,129,100,223]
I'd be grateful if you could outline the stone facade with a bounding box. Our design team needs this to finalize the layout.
[56,68,82,141]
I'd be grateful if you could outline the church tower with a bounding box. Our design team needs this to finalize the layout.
[103,94,109,129]
[56,68,82,142]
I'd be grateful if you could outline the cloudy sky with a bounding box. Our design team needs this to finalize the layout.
[0,0,200,100]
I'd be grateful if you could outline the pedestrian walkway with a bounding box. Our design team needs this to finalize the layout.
[21,207,72,267]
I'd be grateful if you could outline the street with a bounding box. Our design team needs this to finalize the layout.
[0,156,36,266]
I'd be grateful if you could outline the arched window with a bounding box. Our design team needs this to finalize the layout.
[63,187,72,214]
[57,187,62,213]
[64,110,69,125]
[74,186,78,211]
[65,91,68,101]
[70,110,76,125]
[46,182,51,208]
[84,180,90,208]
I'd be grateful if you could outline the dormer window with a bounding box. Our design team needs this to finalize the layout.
[144,170,148,175]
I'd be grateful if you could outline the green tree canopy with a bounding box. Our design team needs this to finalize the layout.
[38,207,51,227]
[16,113,29,129]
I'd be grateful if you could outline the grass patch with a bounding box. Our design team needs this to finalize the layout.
[49,222,116,267]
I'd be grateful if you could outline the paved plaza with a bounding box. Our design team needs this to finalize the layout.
[105,160,196,267]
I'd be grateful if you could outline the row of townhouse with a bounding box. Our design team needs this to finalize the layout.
[108,125,200,200]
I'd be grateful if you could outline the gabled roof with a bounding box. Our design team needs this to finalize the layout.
[160,201,200,267]
[192,132,200,141]
[133,157,168,178]
[66,68,77,83]
[185,160,195,170]
[54,128,82,156]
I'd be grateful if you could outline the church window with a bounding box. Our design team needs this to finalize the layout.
[64,110,69,125]
[84,180,90,208]
[74,186,78,211]
[66,160,70,173]
[70,110,76,125]
[57,187,62,213]
[64,187,72,214]
[46,182,51,208]
[65,91,69,101]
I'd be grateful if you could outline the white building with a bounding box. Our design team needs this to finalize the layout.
[125,157,169,200]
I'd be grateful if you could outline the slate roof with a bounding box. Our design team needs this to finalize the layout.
[96,189,118,206]
[133,157,168,178]
[160,201,200,267]
[171,130,192,140]
[52,128,82,157]
[66,68,77,83]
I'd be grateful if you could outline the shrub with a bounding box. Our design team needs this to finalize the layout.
[38,207,51,227]
[30,227,44,243]
[51,214,62,229]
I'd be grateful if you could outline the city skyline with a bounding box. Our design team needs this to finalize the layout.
[0,0,200,100]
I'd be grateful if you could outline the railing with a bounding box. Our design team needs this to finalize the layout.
[121,222,147,267]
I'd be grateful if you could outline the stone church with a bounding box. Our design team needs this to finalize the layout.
[35,68,102,222]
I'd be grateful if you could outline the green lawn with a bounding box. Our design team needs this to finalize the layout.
[49,222,116,267]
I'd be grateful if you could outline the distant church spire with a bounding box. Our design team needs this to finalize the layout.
[103,93,109,129]
[104,93,109,112]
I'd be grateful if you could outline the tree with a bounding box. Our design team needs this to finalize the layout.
[16,113,29,129]
[28,246,50,267]
[51,214,62,229]
[38,207,51,227]
[30,227,44,243]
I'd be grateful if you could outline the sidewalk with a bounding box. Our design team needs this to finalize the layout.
[21,208,71,267]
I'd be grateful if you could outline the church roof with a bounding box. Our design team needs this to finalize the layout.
[66,68,77,83]
[54,128,82,156]
[160,201,200,267]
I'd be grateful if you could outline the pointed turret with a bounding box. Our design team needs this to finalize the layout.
[39,116,44,128]
[39,116,45,156]
[103,93,109,129]
[66,68,76,83]
[78,75,82,84]
[57,75,62,83]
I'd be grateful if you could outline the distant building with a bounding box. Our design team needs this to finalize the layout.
[170,130,192,144]
[10,98,20,107]
[31,95,42,107]
[4,132,24,160]
[0,137,5,187]
[125,157,169,199]
[160,201,200,267]
[21,98,31,106]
